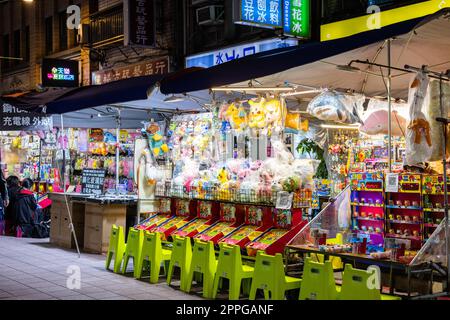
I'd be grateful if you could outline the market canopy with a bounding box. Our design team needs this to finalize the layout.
[159,9,450,100]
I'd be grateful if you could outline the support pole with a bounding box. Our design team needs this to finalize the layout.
[387,39,392,173]
[60,115,81,258]
[116,109,121,194]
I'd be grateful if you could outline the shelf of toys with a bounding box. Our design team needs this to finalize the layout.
[385,174,423,250]
[422,174,448,241]
[65,128,138,193]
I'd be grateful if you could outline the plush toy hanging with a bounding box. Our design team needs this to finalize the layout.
[142,122,169,157]
[264,97,285,136]
[248,97,268,133]
[225,101,248,132]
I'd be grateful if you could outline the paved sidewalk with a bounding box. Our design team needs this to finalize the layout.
[0,236,202,300]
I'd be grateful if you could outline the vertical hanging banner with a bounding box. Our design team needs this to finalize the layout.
[124,0,156,47]
[283,0,311,38]
[234,0,282,29]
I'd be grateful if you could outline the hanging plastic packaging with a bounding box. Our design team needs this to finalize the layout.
[307,90,364,124]
[405,71,432,165]
[360,99,408,136]
[424,80,450,162]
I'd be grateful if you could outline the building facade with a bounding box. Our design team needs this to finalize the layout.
[0,0,182,94]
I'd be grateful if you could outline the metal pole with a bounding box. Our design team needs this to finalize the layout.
[387,39,392,173]
[116,109,121,195]
[60,114,81,258]
[440,74,450,293]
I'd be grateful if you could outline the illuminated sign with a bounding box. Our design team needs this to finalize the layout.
[186,38,298,68]
[42,58,79,88]
[234,0,282,29]
[283,0,310,38]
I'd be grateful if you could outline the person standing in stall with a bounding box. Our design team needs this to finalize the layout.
[13,178,38,237]
[0,170,9,235]
[4,176,19,235]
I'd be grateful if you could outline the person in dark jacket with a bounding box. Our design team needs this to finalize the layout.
[14,178,39,237]
[5,176,20,235]
[0,170,8,235]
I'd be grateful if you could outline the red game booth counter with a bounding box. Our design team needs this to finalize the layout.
[195,203,245,244]
[171,201,220,238]
[135,199,172,231]
[246,208,307,256]
[153,199,197,240]
[219,205,272,248]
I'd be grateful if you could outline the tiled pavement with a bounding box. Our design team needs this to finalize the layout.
[0,236,202,300]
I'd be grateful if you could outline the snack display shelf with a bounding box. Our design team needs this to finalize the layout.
[355,217,384,222]
[350,202,384,207]
[387,220,422,225]
[385,234,421,241]
[385,205,422,210]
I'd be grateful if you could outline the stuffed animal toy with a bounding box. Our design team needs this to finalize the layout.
[264,98,285,135]
[285,113,309,132]
[225,102,248,132]
[142,122,169,157]
[408,118,432,146]
[271,139,294,164]
[248,98,268,133]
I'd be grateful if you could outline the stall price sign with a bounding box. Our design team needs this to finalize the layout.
[385,173,399,193]
[81,169,106,196]
[0,104,53,131]
[234,0,282,29]
[124,0,156,47]
[283,0,310,38]
[276,191,293,209]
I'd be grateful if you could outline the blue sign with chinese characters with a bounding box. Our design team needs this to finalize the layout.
[237,0,282,28]
[186,38,297,68]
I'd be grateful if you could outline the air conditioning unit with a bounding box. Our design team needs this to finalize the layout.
[196,5,224,26]
[77,24,90,45]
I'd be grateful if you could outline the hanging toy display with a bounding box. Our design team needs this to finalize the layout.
[142,122,169,158]
[248,97,268,134]
[225,101,248,133]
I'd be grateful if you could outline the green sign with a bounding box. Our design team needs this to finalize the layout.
[283,0,310,38]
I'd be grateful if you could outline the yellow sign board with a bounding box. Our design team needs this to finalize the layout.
[321,0,450,41]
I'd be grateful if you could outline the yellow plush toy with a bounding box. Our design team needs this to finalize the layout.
[248,98,268,132]
[264,98,286,135]
[225,102,248,132]
[217,167,231,200]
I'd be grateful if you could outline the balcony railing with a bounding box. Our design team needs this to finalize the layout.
[321,0,428,24]
[90,4,124,45]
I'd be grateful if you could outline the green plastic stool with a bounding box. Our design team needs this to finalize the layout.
[121,228,144,278]
[212,243,254,300]
[339,264,401,300]
[167,236,192,292]
[186,239,218,298]
[136,231,172,283]
[105,225,126,273]
[249,251,301,300]
[299,257,337,300]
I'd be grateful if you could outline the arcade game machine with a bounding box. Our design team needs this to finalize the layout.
[219,205,272,248]
[135,199,172,231]
[245,208,307,256]
[153,199,197,240]
[195,203,245,244]
[171,201,220,238]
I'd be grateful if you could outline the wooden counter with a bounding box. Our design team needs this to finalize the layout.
[49,193,138,254]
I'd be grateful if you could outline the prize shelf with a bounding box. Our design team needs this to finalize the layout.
[385,174,423,250]
[422,174,448,241]
[349,173,385,246]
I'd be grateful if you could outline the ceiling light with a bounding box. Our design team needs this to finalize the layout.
[211,86,294,92]
[164,95,185,103]
[281,90,320,97]
[320,124,361,130]
[336,64,361,73]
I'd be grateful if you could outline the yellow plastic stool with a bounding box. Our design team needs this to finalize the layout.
[312,233,344,270]
[105,225,126,273]
[299,257,337,300]
[249,251,301,300]
[167,236,192,292]
[186,239,218,298]
[136,231,172,283]
[339,264,401,300]
[212,243,254,300]
[121,228,144,278]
